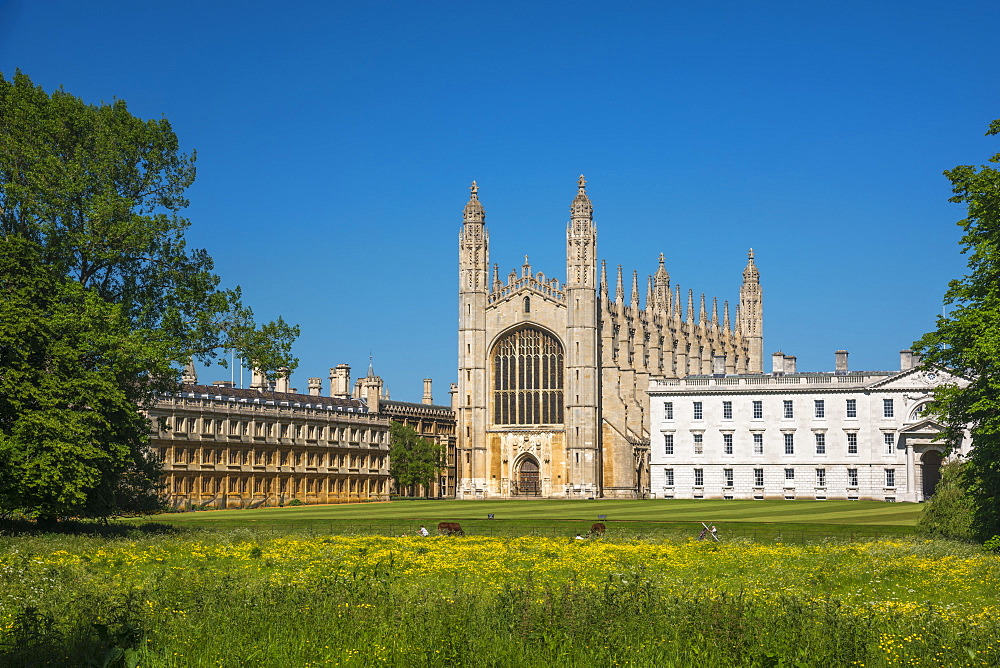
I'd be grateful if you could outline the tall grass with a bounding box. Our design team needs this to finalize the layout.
[0,530,997,667]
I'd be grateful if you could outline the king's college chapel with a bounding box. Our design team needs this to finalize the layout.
[456,177,763,499]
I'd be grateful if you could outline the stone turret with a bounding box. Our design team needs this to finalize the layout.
[457,180,490,496]
[739,249,764,373]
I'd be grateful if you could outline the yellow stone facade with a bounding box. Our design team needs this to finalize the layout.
[150,384,391,509]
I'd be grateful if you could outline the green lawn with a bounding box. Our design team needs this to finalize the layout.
[136,499,924,542]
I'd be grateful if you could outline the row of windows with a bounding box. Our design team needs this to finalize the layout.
[663,431,896,456]
[164,447,385,469]
[163,417,384,444]
[666,398,895,421]
[662,467,896,488]
[170,475,386,495]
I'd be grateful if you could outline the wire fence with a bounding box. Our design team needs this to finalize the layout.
[185,520,913,545]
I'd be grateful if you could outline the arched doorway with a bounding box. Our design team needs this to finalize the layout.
[921,450,945,498]
[513,456,540,496]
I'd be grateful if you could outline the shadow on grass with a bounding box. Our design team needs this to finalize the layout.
[0,517,186,538]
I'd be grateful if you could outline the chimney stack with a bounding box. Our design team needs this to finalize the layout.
[835,350,849,374]
[181,360,198,385]
[307,378,322,396]
[449,382,458,412]
[784,355,797,374]
[422,378,433,405]
[274,367,290,394]
[772,351,785,376]
[900,350,915,371]
[250,368,267,391]
[331,364,352,397]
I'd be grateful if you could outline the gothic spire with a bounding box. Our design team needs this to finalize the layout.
[673,284,682,319]
[712,296,719,327]
[699,293,707,325]
[687,289,694,324]
[646,276,654,311]
[723,300,731,331]
[616,264,624,303]
[655,252,669,283]
[600,259,608,299]
[630,270,639,309]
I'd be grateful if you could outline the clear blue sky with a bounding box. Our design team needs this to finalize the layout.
[3,1,999,402]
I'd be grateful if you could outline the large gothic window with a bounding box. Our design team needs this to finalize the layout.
[492,327,564,425]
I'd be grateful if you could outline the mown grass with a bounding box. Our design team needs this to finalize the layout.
[147,498,925,526]
[1,527,997,667]
[132,498,922,543]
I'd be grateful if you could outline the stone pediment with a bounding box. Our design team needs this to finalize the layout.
[867,367,964,391]
[899,417,947,435]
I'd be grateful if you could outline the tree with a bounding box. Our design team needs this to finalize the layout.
[0,237,168,520]
[0,70,298,375]
[915,460,976,541]
[0,71,298,519]
[914,118,1000,541]
[389,423,445,497]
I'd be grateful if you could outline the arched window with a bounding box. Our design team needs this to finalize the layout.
[492,327,564,425]
[523,296,531,313]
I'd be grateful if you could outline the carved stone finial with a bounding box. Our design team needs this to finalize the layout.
[470,181,479,198]
[570,174,593,219]
[743,247,760,283]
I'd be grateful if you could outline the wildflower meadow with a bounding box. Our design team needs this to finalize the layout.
[0,528,997,667]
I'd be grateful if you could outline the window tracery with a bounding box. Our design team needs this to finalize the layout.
[492,327,564,425]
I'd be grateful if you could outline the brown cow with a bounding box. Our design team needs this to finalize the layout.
[589,522,606,537]
[437,521,465,536]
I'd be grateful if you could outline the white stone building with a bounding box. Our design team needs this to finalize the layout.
[647,350,969,502]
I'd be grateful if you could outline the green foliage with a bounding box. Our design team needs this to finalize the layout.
[0,237,166,519]
[0,70,298,375]
[0,70,300,519]
[286,498,305,507]
[916,460,975,541]
[915,118,1000,541]
[388,422,445,496]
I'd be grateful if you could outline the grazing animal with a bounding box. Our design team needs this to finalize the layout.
[589,522,606,537]
[437,521,464,536]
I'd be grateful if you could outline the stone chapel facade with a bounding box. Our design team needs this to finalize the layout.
[456,177,763,499]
